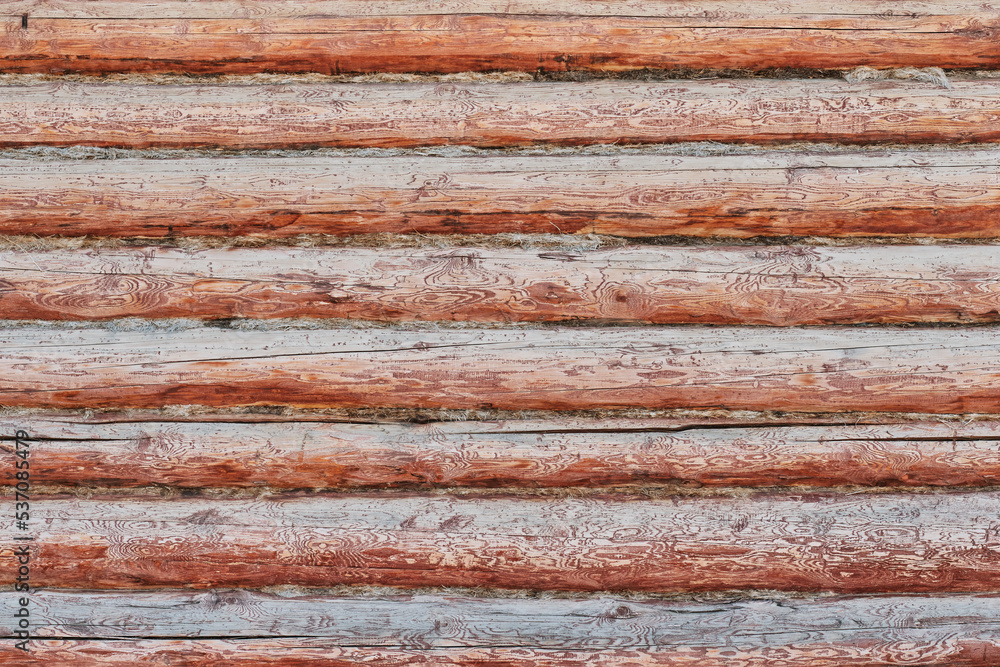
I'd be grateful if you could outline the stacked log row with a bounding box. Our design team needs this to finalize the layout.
[3,151,999,238]
[2,1,1000,665]
[0,0,998,73]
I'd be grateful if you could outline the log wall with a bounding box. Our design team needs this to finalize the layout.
[2,1,999,664]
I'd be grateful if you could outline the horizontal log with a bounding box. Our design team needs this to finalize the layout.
[3,326,1000,412]
[0,1,997,74]
[2,80,999,149]
[3,152,1000,238]
[3,245,1000,325]
[9,416,1000,489]
[0,591,997,667]
[21,590,1000,643]
[3,637,999,667]
[2,0,997,20]
[6,491,1000,592]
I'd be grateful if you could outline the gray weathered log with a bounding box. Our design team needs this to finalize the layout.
[2,80,999,149]
[0,590,997,649]
[7,491,1000,592]
[4,245,1000,325]
[2,152,998,238]
[7,415,1000,488]
[2,326,1000,412]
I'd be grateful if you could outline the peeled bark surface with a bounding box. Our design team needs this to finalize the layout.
[3,326,1000,413]
[2,80,999,149]
[3,245,1000,325]
[2,3,1000,665]
[3,152,999,239]
[0,591,998,667]
[1,0,996,19]
[0,0,998,74]
[6,492,1000,592]
[3,639,1000,667]
[9,415,1000,489]
[3,5,1000,662]
[4,589,998,643]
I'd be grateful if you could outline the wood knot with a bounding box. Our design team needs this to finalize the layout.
[204,590,253,610]
[610,604,637,619]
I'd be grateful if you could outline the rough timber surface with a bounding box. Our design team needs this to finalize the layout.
[0,1,998,74]
[0,590,998,667]
[11,416,1000,489]
[4,3,1000,660]
[2,80,999,149]
[3,151,1000,238]
[2,639,1000,667]
[8,492,1000,592]
[3,245,1000,325]
[4,326,1000,413]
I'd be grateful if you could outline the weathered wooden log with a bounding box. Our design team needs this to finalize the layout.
[3,640,999,667]
[6,0,998,20]
[0,0,998,74]
[3,638,999,667]
[3,152,1000,239]
[8,415,1000,489]
[3,245,1000,325]
[3,326,1000,413]
[5,491,1000,592]
[2,80,998,149]
[0,591,997,667]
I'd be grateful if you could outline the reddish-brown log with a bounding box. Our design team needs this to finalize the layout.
[0,0,998,74]
[7,492,1000,592]
[2,245,1000,325]
[3,326,1000,413]
[4,639,999,667]
[1,80,998,149]
[2,152,999,238]
[10,416,1000,489]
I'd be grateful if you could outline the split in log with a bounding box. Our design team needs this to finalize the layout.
[3,245,1000,325]
[2,80,999,149]
[2,326,1000,412]
[9,416,1000,489]
[7,491,1000,592]
[2,152,999,238]
[0,591,998,667]
[0,1,997,74]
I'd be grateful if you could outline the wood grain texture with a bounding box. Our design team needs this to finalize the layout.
[11,416,1000,489]
[3,639,999,667]
[6,492,1000,592]
[1,590,999,667]
[5,1,1000,658]
[4,152,1000,238]
[1,11,998,74]
[3,245,1000,325]
[0,1,998,74]
[18,589,1000,642]
[3,80,999,149]
[4,326,1000,412]
[3,0,997,20]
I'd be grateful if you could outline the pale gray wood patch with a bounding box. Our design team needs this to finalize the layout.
[0,591,997,647]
